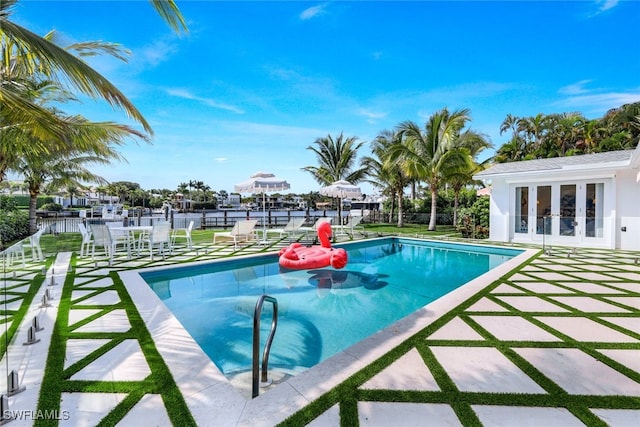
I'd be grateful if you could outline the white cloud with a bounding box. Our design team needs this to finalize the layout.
[588,0,620,17]
[559,80,593,95]
[554,91,640,112]
[357,108,388,124]
[166,88,245,114]
[137,39,179,68]
[214,157,228,163]
[596,0,619,13]
[300,4,327,21]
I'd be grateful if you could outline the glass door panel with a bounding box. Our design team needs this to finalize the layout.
[536,186,551,235]
[560,184,576,236]
[515,186,528,234]
[585,183,604,238]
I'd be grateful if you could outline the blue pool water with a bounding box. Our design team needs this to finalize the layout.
[141,238,521,376]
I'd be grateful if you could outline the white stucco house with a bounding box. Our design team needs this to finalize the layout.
[473,144,640,250]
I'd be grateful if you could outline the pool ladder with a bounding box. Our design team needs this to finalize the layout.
[252,294,278,398]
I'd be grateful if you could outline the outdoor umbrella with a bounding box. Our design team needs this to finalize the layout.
[234,172,291,243]
[320,180,362,230]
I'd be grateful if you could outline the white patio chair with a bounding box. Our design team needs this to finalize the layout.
[3,241,26,268]
[171,220,194,249]
[139,221,172,260]
[23,227,45,262]
[78,223,93,257]
[213,220,258,248]
[90,224,132,261]
[106,221,132,250]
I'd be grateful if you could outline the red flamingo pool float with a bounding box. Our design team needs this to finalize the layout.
[278,221,348,270]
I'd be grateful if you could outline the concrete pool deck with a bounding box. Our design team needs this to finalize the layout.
[2,236,640,426]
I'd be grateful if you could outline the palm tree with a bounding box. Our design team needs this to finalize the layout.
[0,0,186,131]
[64,184,85,208]
[302,133,368,220]
[519,113,548,150]
[0,28,149,183]
[13,138,122,232]
[362,129,410,227]
[1,0,187,184]
[393,108,476,231]
[445,129,492,225]
[176,182,188,210]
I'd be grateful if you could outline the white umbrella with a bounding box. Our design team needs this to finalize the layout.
[234,172,291,243]
[320,180,362,200]
[320,180,362,232]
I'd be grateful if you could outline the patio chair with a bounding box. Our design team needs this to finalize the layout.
[78,223,93,257]
[171,220,194,249]
[139,221,172,260]
[3,241,26,268]
[23,227,45,262]
[299,217,333,239]
[90,224,132,261]
[268,217,306,241]
[336,215,365,237]
[213,220,258,248]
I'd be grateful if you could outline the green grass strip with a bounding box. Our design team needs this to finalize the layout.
[36,257,196,426]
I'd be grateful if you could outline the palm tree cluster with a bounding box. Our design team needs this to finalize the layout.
[306,108,492,230]
[495,102,640,163]
[0,0,187,233]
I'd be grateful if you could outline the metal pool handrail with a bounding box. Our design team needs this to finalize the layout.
[252,294,278,398]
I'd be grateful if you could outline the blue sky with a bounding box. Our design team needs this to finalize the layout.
[13,0,640,196]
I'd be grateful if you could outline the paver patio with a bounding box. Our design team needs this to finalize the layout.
[1,236,639,426]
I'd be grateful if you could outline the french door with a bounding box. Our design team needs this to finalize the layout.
[514,181,606,245]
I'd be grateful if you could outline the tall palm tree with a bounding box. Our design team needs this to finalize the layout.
[445,129,492,225]
[0,28,150,182]
[519,113,548,150]
[13,138,123,232]
[302,133,368,220]
[393,108,476,231]
[362,129,410,227]
[64,184,85,208]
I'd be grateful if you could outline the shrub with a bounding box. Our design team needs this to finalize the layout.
[39,202,63,212]
[0,196,29,248]
[456,196,490,238]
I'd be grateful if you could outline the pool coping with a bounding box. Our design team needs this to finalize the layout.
[120,238,539,426]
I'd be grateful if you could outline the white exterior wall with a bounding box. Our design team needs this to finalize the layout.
[485,172,634,249]
[488,178,510,243]
[616,169,640,250]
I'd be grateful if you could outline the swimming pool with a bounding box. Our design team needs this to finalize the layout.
[140,238,522,380]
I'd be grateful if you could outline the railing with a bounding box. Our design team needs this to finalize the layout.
[252,295,278,398]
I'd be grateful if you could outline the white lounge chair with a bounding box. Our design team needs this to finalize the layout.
[268,217,306,241]
[299,217,333,238]
[172,220,194,249]
[213,220,258,248]
[334,215,365,237]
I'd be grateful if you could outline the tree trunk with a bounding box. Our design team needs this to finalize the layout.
[29,190,39,234]
[388,190,396,223]
[397,190,404,228]
[453,190,459,227]
[428,188,437,231]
